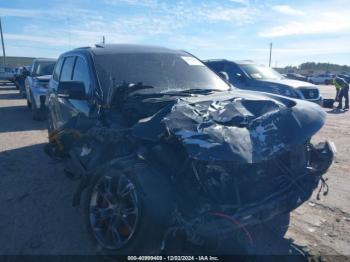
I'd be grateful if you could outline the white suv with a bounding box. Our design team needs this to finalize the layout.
[308,73,334,85]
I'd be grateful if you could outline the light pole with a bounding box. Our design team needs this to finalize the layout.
[0,17,6,67]
[269,42,272,67]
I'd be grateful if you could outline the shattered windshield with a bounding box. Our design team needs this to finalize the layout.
[240,64,283,80]
[94,53,230,96]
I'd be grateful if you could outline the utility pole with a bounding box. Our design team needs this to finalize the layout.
[0,17,6,67]
[268,42,272,67]
[67,17,71,48]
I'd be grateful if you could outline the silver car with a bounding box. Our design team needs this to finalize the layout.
[25,58,56,120]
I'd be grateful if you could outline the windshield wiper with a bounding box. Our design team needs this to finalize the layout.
[160,88,223,96]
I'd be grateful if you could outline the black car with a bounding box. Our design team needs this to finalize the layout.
[45,44,334,255]
[338,74,350,83]
[204,60,323,105]
[286,73,308,82]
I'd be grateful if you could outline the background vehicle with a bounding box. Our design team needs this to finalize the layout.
[0,67,15,82]
[25,58,56,120]
[14,66,30,93]
[338,74,350,83]
[46,44,334,255]
[308,73,334,85]
[205,60,323,105]
[286,73,308,82]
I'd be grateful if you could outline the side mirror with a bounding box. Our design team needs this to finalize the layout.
[57,81,86,100]
[218,71,230,82]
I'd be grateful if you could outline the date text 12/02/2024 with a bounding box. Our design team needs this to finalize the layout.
[127,256,220,261]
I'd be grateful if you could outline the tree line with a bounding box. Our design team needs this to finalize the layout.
[284,62,350,72]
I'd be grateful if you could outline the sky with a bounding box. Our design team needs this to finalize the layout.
[0,0,349,67]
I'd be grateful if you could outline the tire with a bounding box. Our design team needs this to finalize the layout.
[26,98,31,108]
[30,93,45,121]
[263,213,290,237]
[21,89,27,98]
[47,113,54,134]
[243,213,291,255]
[82,159,175,255]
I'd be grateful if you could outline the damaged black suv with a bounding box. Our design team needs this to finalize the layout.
[46,44,335,254]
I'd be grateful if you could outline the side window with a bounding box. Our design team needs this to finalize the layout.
[60,56,76,81]
[224,63,242,78]
[35,64,42,76]
[72,57,91,93]
[53,58,64,81]
[30,62,38,76]
[207,62,224,72]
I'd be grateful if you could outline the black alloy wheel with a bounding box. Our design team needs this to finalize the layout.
[89,174,140,250]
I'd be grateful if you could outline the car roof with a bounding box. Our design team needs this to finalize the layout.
[33,58,57,63]
[71,44,187,56]
[204,59,255,65]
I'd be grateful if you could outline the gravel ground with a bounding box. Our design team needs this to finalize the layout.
[0,81,92,255]
[0,81,349,258]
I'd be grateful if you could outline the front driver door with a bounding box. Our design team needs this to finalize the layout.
[56,55,93,129]
[47,57,64,131]
[56,56,76,129]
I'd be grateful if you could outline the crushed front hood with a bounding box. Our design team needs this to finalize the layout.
[132,90,326,163]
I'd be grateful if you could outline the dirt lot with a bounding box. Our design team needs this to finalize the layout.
[0,81,349,258]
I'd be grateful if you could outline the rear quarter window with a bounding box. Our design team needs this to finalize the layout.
[72,57,91,94]
[53,58,64,81]
[60,57,76,81]
[31,62,38,76]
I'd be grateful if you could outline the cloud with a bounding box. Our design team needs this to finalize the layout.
[229,0,249,5]
[0,7,103,22]
[259,11,350,37]
[277,36,350,55]
[104,0,158,7]
[197,5,257,25]
[4,34,70,46]
[0,8,41,18]
[272,5,305,16]
[251,36,350,66]
[104,0,258,26]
